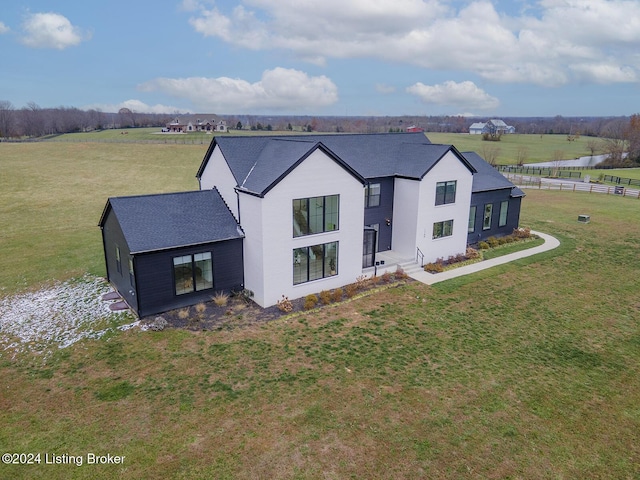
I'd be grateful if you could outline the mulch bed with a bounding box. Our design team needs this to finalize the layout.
[141,277,413,332]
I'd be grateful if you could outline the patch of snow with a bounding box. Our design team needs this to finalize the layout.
[0,275,139,358]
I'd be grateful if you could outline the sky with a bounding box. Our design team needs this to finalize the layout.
[1,0,640,117]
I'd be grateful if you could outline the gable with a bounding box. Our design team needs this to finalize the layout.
[99,188,243,254]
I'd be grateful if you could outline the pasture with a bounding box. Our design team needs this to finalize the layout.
[1,142,640,479]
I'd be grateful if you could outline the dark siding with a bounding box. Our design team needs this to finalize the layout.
[100,209,138,312]
[468,189,521,245]
[363,177,394,251]
[134,238,244,317]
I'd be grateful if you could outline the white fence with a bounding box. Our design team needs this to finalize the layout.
[505,174,640,199]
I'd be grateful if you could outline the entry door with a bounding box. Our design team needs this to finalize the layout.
[362,228,377,268]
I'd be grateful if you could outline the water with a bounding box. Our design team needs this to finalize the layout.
[527,154,608,168]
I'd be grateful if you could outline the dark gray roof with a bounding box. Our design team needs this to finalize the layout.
[463,151,525,197]
[100,188,243,254]
[198,132,475,196]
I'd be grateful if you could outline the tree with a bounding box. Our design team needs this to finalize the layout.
[515,146,529,167]
[601,118,628,166]
[0,100,15,138]
[626,114,640,164]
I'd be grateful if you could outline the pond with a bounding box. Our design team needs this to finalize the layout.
[528,154,608,168]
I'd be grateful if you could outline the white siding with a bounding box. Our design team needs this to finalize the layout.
[199,145,239,219]
[241,149,364,307]
[391,178,420,258]
[416,151,473,262]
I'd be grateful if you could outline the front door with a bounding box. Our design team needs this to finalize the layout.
[362,228,377,268]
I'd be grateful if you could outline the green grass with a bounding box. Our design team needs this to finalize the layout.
[426,132,604,165]
[2,144,640,479]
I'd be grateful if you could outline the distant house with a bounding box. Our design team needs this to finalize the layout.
[406,125,424,133]
[469,122,485,135]
[100,132,524,316]
[165,116,227,133]
[469,119,515,135]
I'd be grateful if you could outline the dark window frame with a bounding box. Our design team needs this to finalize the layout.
[499,200,509,227]
[468,205,477,233]
[432,219,454,239]
[483,203,493,230]
[364,183,381,208]
[292,195,339,237]
[435,181,457,206]
[172,252,214,296]
[293,241,338,285]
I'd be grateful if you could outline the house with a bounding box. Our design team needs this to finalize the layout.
[468,119,515,135]
[464,152,525,244]
[469,122,485,135]
[165,116,227,133]
[406,125,424,133]
[99,132,524,315]
[98,189,244,317]
[196,132,477,308]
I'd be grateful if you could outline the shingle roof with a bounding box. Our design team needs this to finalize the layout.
[100,188,243,254]
[462,151,525,197]
[199,132,475,195]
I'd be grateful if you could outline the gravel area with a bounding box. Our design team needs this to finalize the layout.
[0,275,139,358]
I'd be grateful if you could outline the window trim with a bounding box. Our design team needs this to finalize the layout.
[483,203,493,231]
[499,200,509,227]
[293,241,338,285]
[173,252,214,296]
[468,205,477,233]
[115,245,122,275]
[432,219,454,239]
[435,180,457,206]
[293,195,340,238]
[364,183,381,208]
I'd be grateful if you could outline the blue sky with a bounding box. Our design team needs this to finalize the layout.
[1,0,639,117]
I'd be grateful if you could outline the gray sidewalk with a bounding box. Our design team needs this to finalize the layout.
[409,231,560,285]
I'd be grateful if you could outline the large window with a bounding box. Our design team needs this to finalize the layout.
[364,183,381,208]
[115,246,122,274]
[483,204,493,230]
[293,195,339,237]
[435,181,457,205]
[499,200,509,227]
[433,220,454,239]
[293,242,338,285]
[468,206,477,233]
[173,252,213,295]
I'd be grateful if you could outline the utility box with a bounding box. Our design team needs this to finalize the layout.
[614,186,624,195]
[578,214,590,223]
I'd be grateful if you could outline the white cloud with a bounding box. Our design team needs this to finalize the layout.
[0,21,10,34]
[406,80,500,110]
[185,0,640,87]
[83,100,185,114]
[139,67,338,112]
[376,84,396,94]
[20,12,89,49]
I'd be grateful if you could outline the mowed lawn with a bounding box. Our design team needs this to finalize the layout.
[1,142,640,479]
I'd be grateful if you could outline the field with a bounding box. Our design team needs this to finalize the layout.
[1,142,640,479]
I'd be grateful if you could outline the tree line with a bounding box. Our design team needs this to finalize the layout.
[1,100,638,164]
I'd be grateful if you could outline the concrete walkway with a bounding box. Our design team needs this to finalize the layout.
[409,231,560,285]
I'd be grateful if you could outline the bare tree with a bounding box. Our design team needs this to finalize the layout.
[601,118,629,166]
[551,150,565,177]
[515,146,529,166]
[481,145,501,166]
[0,100,15,138]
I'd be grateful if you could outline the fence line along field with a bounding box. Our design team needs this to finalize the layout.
[1,142,640,479]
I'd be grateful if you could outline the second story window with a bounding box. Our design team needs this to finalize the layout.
[364,183,381,207]
[435,181,457,205]
[293,195,339,237]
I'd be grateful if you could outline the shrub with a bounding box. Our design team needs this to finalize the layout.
[303,294,318,310]
[276,295,293,313]
[331,288,343,302]
[424,262,444,273]
[478,241,490,250]
[394,266,408,279]
[212,291,230,307]
[497,236,507,245]
[512,227,531,239]
[380,271,392,283]
[487,236,499,248]
[355,275,369,290]
[504,235,515,243]
[319,290,332,305]
[345,283,358,298]
[195,303,207,314]
[465,247,481,259]
[370,275,380,286]
[178,308,190,320]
